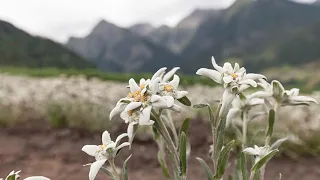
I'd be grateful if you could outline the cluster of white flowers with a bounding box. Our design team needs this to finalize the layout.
[109,67,188,142]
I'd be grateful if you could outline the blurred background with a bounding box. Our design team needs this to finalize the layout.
[0,0,320,179]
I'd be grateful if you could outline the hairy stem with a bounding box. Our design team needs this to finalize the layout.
[152,109,182,179]
[166,110,179,146]
[242,109,248,150]
[109,159,120,180]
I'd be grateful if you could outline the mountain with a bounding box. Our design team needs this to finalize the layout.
[129,23,154,36]
[0,20,94,69]
[130,9,221,53]
[181,0,320,73]
[66,20,179,72]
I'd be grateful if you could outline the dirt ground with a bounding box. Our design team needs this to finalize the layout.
[0,119,320,180]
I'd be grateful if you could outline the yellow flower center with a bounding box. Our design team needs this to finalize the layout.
[231,73,238,80]
[127,110,133,116]
[98,144,107,152]
[164,84,174,92]
[127,84,148,102]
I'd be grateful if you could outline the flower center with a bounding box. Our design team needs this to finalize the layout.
[164,84,174,92]
[127,84,149,102]
[98,144,107,152]
[127,110,133,116]
[231,73,238,80]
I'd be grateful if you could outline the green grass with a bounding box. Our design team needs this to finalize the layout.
[0,67,217,87]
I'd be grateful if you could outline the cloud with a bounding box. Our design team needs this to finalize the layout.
[0,0,316,42]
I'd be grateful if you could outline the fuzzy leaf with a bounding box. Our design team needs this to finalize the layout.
[240,152,248,180]
[193,103,208,108]
[122,154,132,180]
[251,149,278,172]
[101,167,117,180]
[214,140,235,179]
[179,118,190,136]
[7,175,16,180]
[266,109,275,137]
[157,152,171,180]
[178,96,191,106]
[196,157,214,180]
[179,132,188,175]
[152,125,160,141]
[271,137,288,149]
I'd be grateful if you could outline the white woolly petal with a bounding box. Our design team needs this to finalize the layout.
[226,108,241,127]
[24,176,50,180]
[245,73,266,80]
[139,106,154,125]
[220,90,235,117]
[163,96,175,107]
[115,133,128,145]
[89,159,107,180]
[211,56,224,73]
[139,78,146,86]
[176,91,188,99]
[109,103,127,120]
[248,98,264,106]
[170,104,182,112]
[234,63,240,72]
[102,131,112,145]
[128,78,140,93]
[116,142,130,151]
[289,96,318,104]
[82,145,99,157]
[196,68,222,84]
[223,76,233,84]
[239,79,257,87]
[243,147,259,156]
[247,91,272,101]
[151,67,167,81]
[223,62,234,74]
[120,110,130,123]
[151,95,168,108]
[150,77,160,93]
[239,84,251,92]
[169,75,180,88]
[163,67,180,82]
[125,102,142,112]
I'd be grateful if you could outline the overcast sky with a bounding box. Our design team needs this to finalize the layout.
[0,0,316,43]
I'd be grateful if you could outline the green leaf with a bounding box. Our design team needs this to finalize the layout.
[240,152,248,180]
[215,115,227,159]
[7,175,16,180]
[193,103,208,108]
[196,157,214,180]
[251,149,279,172]
[179,132,188,175]
[276,173,282,180]
[157,152,171,180]
[178,96,191,106]
[266,109,275,137]
[179,118,190,136]
[122,154,132,180]
[101,167,117,180]
[214,140,235,179]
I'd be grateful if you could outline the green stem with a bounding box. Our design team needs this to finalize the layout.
[152,109,181,179]
[109,159,120,180]
[242,109,248,150]
[166,110,179,146]
[260,103,280,180]
[211,104,222,171]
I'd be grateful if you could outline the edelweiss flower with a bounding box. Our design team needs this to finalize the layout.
[226,96,264,127]
[1,171,50,180]
[196,57,265,92]
[249,80,318,106]
[82,131,130,180]
[243,145,271,163]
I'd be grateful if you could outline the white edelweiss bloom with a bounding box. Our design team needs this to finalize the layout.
[82,131,130,180]
[151,67,180,83]
[3,170,21,180]
[226,96,264,127]
[243,145,271,163]
[249,79,318,106]
[2,171,50,180]
[196,56,266,92]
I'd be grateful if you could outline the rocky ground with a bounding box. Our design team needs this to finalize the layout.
[0,119,320,180]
